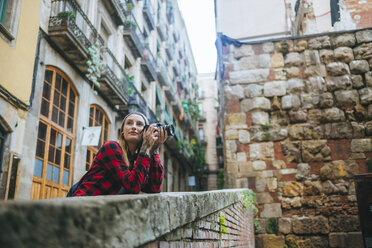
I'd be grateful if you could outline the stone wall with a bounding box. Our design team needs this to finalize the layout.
[220,28,372,247]
[0,189,254,248]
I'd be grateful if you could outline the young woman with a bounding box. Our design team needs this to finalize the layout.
[69,112,167,196]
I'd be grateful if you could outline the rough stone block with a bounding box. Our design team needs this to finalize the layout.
[241,97,271,112]
[282,95,301,109]
[225,85,244,99]
[305,77,327,93]
[301,93,320,109]
[278,218,291,234]
[322,107,345,123]
[334,90,359,106]
[267,177,277,192]
[351,138,372,152]
[284,52,304,67]
[230,69,270,84]
[292,216,329,234]
[238,130,250,144]
[233,44,254,59]
[304,50,320,66]
[256,192,273,204]
[366,71,372,87]
[356,29,372,43]
[252,111,269,125]
[237,152,247,162]
[304,65,327,78]
[286,67,300,78]
[325,75,352,91]
[238,161,253,177]
[353,42,372,60]
[226,129,238,140]
[255,234,285,248]
[359,87,372,104]
[235,54,271,70]
[351,74,364,88]
[319,49,335,64]
[332,33,356,47]
[260,203,282,218]
[271,53,284,68]
[236,178,249,188]
[294,39,308,51]
[319,92,334,108]
[326,62,350,76]
[263,42,274,53]
[287,79,305,93]
[244,84,263,98]
[264,81,287,97]
[253,160,266,171]
[308,36,331,49]
[334,47,354,63]
[329,215,360,232]
[283,181,303,197]
[273,160,286,169]
[350,60,369,74]
[289,108,307,123]
[249,142,274,160]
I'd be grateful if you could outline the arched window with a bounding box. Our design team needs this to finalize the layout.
[85,105,110,171]
[32,66,78,199]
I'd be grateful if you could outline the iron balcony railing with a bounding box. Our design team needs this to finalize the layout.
[165,42,175,60]
[166,0,174,24]
[157,57,171,87]
[123,13,145,57]
[156,14,168,41]
[101,48,129,103]
[143,0,155,30]
[49,0,105,53]
[141,46,157,81]
[172,60,181,76]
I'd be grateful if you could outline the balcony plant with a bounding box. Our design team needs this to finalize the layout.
[57,11,76,19]
[86,41,105,88]
[124,20,137,30]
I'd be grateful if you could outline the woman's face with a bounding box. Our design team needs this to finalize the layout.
[122,114,146,145]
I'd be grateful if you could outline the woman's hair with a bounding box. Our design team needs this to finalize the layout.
[118,112,149,165]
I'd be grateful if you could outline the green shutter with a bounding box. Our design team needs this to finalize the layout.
[0,0,8,24]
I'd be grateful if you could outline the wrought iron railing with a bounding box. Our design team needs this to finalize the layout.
[124,13,145,56]
[49,0,104,48]
[143,0,155,29]
[156,14,168,41]
[157,57,171,87]
[101,48,129,101]
[142,46,157,79]
[165,42,175,60]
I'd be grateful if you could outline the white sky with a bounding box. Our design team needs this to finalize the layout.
[178,0,217,74]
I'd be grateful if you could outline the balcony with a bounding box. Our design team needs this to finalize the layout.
[165,42,175,60]
[156,16,168,41]
[172,60,181,77]
[171,97,182,116]
[173,30,180,42]
[166,0,174,24]
[102,0,126,25]
[123,14,145,58]
[157,58,171,87]
[128,85,158,123]
[48,0,104,73]
[141,47,157,81]
[143,0,155,30]
[164,78,176,102]
[99,48,130,109]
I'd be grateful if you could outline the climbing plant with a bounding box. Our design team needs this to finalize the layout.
[218,214,229,234]
[182,99,201,121]
[240,190,262,232]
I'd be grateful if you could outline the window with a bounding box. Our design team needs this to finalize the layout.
[0,0,21,41]
[32,66,78,199]
[85,105,110,171]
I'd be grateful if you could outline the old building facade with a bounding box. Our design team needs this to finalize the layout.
[0,0,200,200]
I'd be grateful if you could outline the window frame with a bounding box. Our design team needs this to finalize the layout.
[0,0,22,42]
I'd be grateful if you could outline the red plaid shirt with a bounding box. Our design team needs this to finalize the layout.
[72,141,163,196]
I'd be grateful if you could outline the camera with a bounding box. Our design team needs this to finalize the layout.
[144,123,175,136]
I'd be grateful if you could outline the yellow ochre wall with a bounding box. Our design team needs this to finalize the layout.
[0,0,41,105]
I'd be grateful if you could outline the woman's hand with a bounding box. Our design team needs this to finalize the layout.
[139,124,168,156]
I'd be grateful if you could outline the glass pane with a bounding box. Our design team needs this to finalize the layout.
[63,170,69,185]
[86,150,90,164]
[33,158,43,177]
[46,163,53,181]
[58,112,65,127]
[55,74,61,91]
[48,146,55,162]
[68,102,74,117]
[56,133,62,148]
[97,111,103,125]
[89,117,93,126]
[55,149,61,165]
[53,91,60,106]
[53,166,60,183]
[36,140,45,158]
[44,70,53,84]
[62,79,68,96]
[67,118,73,133]
[90,107,94,118]
[40,100,49,117]
[38,122,47,141]
[69,88,75,102]
[42,82,51,100]
[65,138,71,153]
[50,129,56,146]
[64,154,70,169]
[60,96,66,111]
[52,107,58,123]
[104,127,108,143]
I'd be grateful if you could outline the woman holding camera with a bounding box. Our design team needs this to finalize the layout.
[69,112,168,196]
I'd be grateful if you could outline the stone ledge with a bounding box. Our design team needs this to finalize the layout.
[0,189,250,248]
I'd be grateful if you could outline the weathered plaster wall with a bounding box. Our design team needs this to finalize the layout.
[221,28,372,247]
[0,189,254,248]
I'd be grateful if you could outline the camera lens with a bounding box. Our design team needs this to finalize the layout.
[165,124,174,136]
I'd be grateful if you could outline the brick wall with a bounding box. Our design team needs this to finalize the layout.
[144,201,254,247]
[220,28,372,248]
